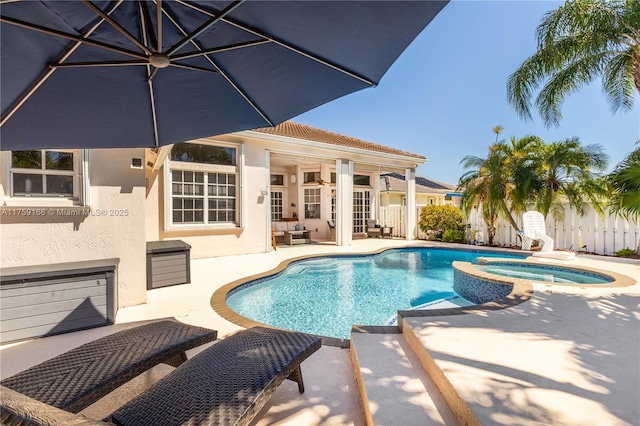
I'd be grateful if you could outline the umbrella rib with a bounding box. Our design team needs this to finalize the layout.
[139,0,161,147]
[147,76,160,147]
[82,0,153,55]
[169,62,219,74]
[147,67,160,82]
[161,4,274,126]
[165,0,245,56]
[224,16,375,86]
[0,16,148,61]
[0,0,126,127]
[51,60,149,68]
[174,0,375,87]
[171,39,270,61]
[157,0,162,53]
[139,0,158,53]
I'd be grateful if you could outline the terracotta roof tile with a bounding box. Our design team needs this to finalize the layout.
[253,121,426,160]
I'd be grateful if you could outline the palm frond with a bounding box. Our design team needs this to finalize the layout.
[535,53,607,126]
[602,51,637,112]
[508,0,639,125]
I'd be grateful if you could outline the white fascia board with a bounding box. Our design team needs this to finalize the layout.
[151,145,173,172]
[235,130,427,167]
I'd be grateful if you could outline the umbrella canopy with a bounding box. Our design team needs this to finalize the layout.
[1,0,448,150]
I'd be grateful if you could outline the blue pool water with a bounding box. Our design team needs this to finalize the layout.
[476,263,613,284]
[226,248,523,339]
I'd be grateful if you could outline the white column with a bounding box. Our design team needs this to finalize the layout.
[405,168,416,241]
[336,159,353,246]
[372,171,380,221]
[265,150,273,252]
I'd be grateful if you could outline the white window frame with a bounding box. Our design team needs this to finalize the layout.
[303,171,321,184]
[304,187,321,219]
[164,141,242,231]
[2,149,90,207]
[270,190,284,221]
[270,173,285,187]
[331,189,337,224]
[353,174,372,187]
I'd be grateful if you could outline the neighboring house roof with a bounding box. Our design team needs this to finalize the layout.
[380,172,458,194]
[253,121,426,160]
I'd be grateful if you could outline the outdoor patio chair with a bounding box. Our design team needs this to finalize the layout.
[1,326,322,426]
[521,211,554,252]
[520,211,576,260]
[365,219,382,238]
[0,320,218,414]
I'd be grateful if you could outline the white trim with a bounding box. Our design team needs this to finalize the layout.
[163,155,171,232]
[81,150,90,206]
[236,130,426,165]
[151,145,172,172]
[239,142,246,228]
[405,168,417,241]
[265,150,272,252]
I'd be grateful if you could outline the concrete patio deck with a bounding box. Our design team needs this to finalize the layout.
[1,239,638,425]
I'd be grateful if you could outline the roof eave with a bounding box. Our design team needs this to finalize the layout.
[236,129,427,165]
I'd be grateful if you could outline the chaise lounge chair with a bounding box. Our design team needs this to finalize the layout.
[520,211,575,260]
[1,325,321,426]
[1,320,218,413]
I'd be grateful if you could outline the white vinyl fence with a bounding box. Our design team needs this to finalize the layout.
[378,206,428,240]
[379,204,640,255]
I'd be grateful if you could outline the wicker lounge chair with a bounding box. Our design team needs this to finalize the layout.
[1,320,218,414]
[365,219,382,238]
[1,326,322,426]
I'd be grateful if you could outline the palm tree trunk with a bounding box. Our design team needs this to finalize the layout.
[500,199,521,232]
[633,51,640,94]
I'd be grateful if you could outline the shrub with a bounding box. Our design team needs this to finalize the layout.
[418,205,465,235]
[442,229,466,243]
[614,248,637,257]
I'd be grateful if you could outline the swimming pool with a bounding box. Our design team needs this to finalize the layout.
[225,248,523,339]
[475,262,614,284]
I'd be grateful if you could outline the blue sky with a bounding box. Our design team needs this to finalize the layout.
[293,0,640,185]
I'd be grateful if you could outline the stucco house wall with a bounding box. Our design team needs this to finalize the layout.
[1,149,147,307]
[147,139,270,259]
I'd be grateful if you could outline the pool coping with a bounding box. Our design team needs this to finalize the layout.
[474,256,636,288]
[210,246,637,347]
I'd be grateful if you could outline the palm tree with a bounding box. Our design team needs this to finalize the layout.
[492,125,504,143]
[507,0,640,126]
[458,144,510,245]
[496,135,544,222]
[458,132,608,244]
[459,135,542,235]
[608,143,640,219]
[532,138,609,220]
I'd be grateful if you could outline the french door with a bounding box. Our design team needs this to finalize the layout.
[353,190,370,234]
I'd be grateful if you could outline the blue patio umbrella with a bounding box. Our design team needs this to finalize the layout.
[0,0,448,150]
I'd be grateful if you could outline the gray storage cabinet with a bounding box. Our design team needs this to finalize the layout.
[0,265,116,344]
[146,240,191,290]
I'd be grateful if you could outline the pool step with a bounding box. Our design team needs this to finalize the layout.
[350,326,456,425]
[400,318,482,426]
